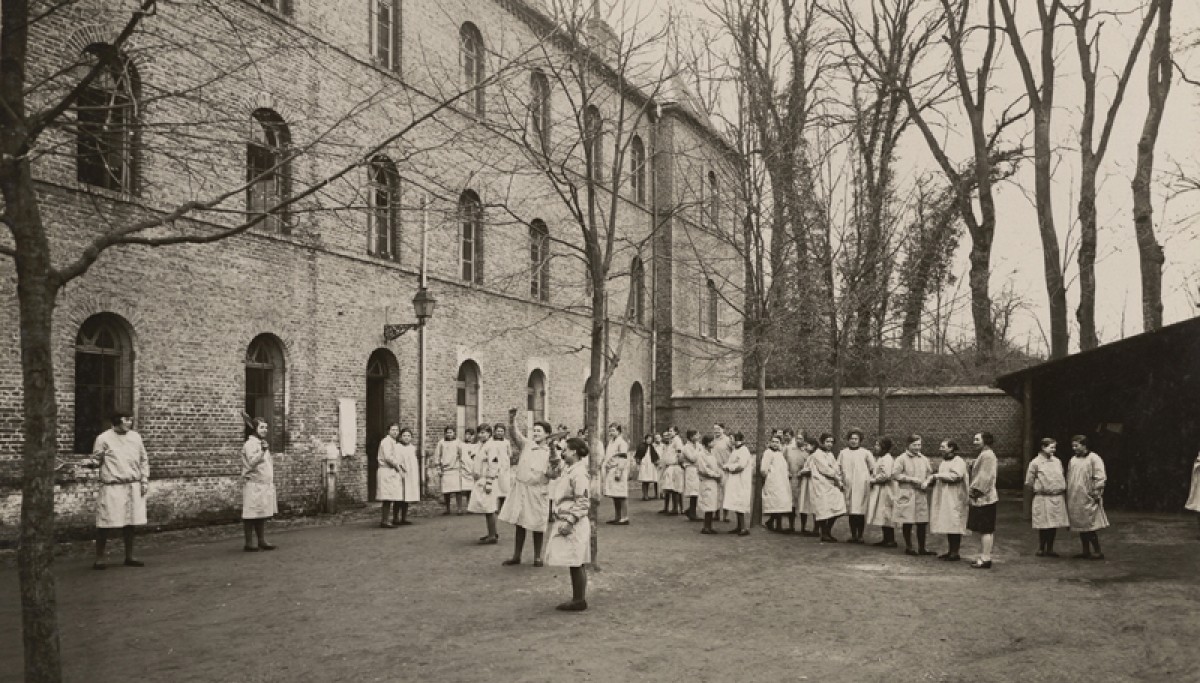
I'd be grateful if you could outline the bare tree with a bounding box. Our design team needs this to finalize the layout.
[997,0,1071,358]
[830,0,1028,364]
[1132,0,1172,332]
[1063,0,1159,350]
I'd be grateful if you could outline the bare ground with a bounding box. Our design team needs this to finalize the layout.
[1,498,1198,683]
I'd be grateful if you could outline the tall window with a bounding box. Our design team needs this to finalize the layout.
[368,156,400,259]
[628,257,645,324]
[460,23,485,116]
[583,376,596,426]
[456,361,481,435]
[530,69,551,153]
[247,109,291,233]
[245,334,286,452]
[372,0,402,72]
[630,135,646,205]
[527,370,547,426]
[701,278,719,338]
[74,314,134,453]
[584,105,603,183]
[530,219,550,302]
[706,170,719,226]
[459,190,483,283]
[76,44,137,192]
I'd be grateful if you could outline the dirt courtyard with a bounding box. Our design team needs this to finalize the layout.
[1,498,1198,683]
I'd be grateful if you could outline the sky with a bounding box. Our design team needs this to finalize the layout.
[610,0,1200,356]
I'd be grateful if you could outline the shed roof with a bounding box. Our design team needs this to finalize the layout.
[995,315,1200,397]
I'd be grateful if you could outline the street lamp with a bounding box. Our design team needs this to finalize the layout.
[381,196,434,496]
[383,286,438,340]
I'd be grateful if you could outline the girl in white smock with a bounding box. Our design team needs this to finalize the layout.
[865,437,898,547]
[929,439,970,561]
[760,435,792,531]
[697,436,723,534]
[681,430,702,519]
[241,418,278,551]
[1025,438,1069,556]
[809,434,847,542]
[544,437,593,611]
[1186,449,1200,538]
[721,434,754,535]
[467,425,502,544]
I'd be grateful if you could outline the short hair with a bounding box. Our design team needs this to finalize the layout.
[386,422,401,432]
[399,427,413,438]
[643,434,654,443]
[977,431,996,446]
[877,437,894,454]
[477,424,493,436]
[906,433,922,446]
[714,422,727,430]
[819,433,833,443]
[245,416,268,439]
[686,429,698,440]
[783,428,795,437]
[464,428,475,436]
[609,422,623,432]
[444,425,456,434]
[803,436,819,448]
[1040,437,1056,449]
[493,423,506,432]
[565,437,590,459]
[847,428,864,440]
[111,411,132,426]
[733,432,745,442]
[1071,435,1088,448]
[701,435,713,448]
[943,439,959,453]
[533,420,553,435]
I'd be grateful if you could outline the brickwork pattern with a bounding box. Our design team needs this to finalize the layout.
[0,0,743,536]
[672,388,1023,486]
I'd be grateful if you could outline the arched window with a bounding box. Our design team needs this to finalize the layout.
[701,278,719,338]
[529,219,550,302]
[456,361,481,435]
[530,69,551,153]
[706,170,719,226]
[368,156,400,260]
[458,190,484,283]
[371,0,402,72]
[245,334,286,452]
[629,382,645,446]
[630,135,646,205]
[584,105,603,183]
[527,369,547,426]
[247,109,291,233]
[74,314,134,453]
[460,23,486,116]
[628,256,645,324]
[76,44,138,192]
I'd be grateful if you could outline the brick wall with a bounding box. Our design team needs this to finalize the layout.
[0,0,744,539]
[671,387,1024,487]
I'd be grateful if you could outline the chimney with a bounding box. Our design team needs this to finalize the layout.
[586,1,618,65]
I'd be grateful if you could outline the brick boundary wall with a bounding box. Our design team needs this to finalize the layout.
[670,386,1024,487]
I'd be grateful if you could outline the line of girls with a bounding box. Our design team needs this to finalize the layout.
[630,426,999,568]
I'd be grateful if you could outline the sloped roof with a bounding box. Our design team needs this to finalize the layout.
[995,315,1200,397]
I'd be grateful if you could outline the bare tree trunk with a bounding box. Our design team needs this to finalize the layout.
[1133,0,1172,332]
[751,357,766,527]
[8,170,64,682]
[586,274,605,570]
[999,0,1067,358]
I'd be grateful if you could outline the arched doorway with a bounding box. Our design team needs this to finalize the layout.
[629,382,645,446]
[74,313,135,454]
[527,370,546,432]
[456,360,481,436]
[366,349,400,501]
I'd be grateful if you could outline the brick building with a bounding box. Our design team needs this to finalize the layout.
[0,0,743,534]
